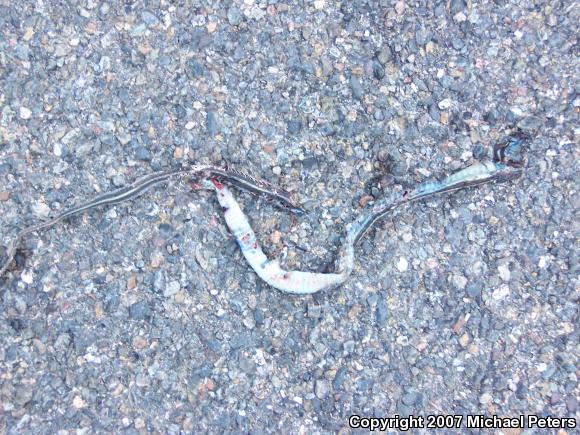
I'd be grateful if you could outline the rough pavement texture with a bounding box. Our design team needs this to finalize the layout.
[0,0,578,433]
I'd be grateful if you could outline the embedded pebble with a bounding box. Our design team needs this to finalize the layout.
[452,274,468,290]
[164,280,181,297]
[31,202,51,218]
[396,257,408,272]
[19,107,32,119]
[498,264,511,282]
[492,284,510,300]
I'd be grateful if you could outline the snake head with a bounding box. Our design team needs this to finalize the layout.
[493,130,529,168]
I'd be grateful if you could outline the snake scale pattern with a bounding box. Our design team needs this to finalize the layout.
[0,132,527,294]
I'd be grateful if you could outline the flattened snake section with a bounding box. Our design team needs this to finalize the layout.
[203,132,526,294]
[1,132,527,294]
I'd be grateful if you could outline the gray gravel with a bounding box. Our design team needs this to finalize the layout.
[1,0,578,433]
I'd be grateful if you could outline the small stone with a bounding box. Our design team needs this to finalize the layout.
[396,257,408,272]
[23,27,34,41]
[19,107,32,120]
[227,7,243,26]
[136,373,149,387]
[186,60,205,79]
[116,132,131,145]
[127,275,137,290]
[452,274,468,290]
[31,202,51,218]
[150,252,163,268]
[498,264,511,282]
[458,333,469,347]
[0,191,10,201]
[402,392,416,406]
[438,98,453,110]
[54,44,70,57]
[566,396,578,413]
[112,174,126,187]
[315,380,329,399]
[185,121,195,130]
[395,1,405,15]
[425,258,438,269]
[450,0,467,14]
[348,304,362,319]
[287,120,302,134]
[73,395,86,409]
[53,142,62,156]
[453,11,467,23]
[307,304,322,319]
[492,284,510,300]
[21,269,33,284]
[141,11,158,25]
[270,230,281,244]
[243,317,255,329]
[372,59,385,80]
[164,280,181,297]
[128,301,152,320]
[272,166,281,175]
[350,76,364,100]
[377,47,392,65]
[302,157,318,171]
[173,147,183,159]
[479,392,493,405]
[134,418,146,430]
[376,300,388,325]
[466,283,482,298]
[206,22,217,33]
[206,111,217,137]
[204,378,215,391]
[359,195,373,207]
[452,315,466,334]
[132,336,148,349]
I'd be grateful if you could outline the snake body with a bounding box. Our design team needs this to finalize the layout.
[204,133,526,294]
[0,164,300,277]
[204,178,353,294]
[1,133,527,294]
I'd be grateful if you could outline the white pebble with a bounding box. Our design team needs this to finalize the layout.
[314,0,325,10]
[19,107,32,120]
[396,257,408,272]
[438,98,453,110]
[163,280,180,297]
[452,274,468,290]
[492,284,510,300]
[453,11,467,23]
[498,264,511,282]
[21,269,34,284]
[538,256,548,268]
[31,202,51,218]
[479,392,493,405]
